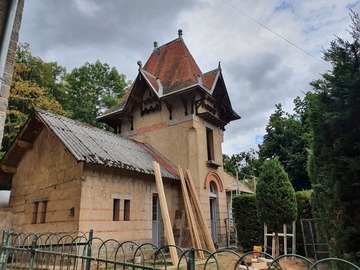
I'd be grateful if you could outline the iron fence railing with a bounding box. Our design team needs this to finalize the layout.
[0,230,359,270]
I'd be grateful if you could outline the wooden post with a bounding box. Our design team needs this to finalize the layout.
[153,161,179,265]
[283,224,287,255]
[185,170,216,253]
[264,224,267,253]
[178,166,204,259]
[292,221,296,255]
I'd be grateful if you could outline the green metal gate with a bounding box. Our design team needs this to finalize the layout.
[1,230,359,270]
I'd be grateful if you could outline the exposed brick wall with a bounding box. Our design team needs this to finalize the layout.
[0,0,25,148]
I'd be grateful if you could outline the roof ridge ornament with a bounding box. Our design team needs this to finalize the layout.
[137,60,142,70]
[153,41,158,50]
[218,61,221,70]
[178,29,183,39]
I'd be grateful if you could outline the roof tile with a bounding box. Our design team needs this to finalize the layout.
[143,38,202,95]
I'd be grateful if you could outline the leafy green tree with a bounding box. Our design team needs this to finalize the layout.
[259,101,311,191]
[223,148,261,178]
[1,45,67,154]
[308,10,360,264]
[63,60,127,128]
[15,43,68,105]
[256,157,297,257]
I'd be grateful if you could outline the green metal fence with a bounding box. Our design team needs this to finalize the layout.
[0,230,359,270]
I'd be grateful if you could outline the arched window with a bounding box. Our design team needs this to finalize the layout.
[209,182,217,198]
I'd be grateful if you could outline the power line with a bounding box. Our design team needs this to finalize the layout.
[221,0,326,64]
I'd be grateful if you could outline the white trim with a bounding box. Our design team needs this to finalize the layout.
[111,194,133,200]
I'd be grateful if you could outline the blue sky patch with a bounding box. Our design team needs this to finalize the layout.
[275,1,294,12]
[346,1,360,9]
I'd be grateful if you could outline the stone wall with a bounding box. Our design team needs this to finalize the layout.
[0,208,12,234]
[0,0,25,147]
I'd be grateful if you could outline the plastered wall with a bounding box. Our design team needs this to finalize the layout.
[80,164,183,243]
[125,97,228,244]
[9,127,83,232]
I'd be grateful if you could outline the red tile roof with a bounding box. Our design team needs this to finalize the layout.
[143,38,202,95]
[202,69,219,91]
[97,33,240,125]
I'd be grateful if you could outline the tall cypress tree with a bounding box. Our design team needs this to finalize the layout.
[256,157,297,257]
[308,10,360,264]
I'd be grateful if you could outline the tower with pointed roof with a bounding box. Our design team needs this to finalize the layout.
[98,30,240,244]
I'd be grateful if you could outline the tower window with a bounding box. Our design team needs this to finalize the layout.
[206,128,215,161]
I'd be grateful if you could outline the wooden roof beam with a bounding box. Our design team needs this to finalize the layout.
[17,139,32,149]
[0,164,17,174]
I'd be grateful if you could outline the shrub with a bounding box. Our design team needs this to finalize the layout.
[233,194,263,251]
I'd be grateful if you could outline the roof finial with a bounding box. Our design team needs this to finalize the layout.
[153,41,158,49]
[218,61,221,69]
[137,60,142,70]
[178,29,183,39]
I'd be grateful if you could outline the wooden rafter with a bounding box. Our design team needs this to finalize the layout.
[17,139,32,149]
[0,165,17,174]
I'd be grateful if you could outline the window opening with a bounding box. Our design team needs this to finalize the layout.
[40,201,47,223]
[32,202,39,224]
[124,199,130,221]
[206,128,215,160]
[113,199,120,221]
[209,182,217,198]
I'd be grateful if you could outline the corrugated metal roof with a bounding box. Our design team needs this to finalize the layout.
[36,109,178,180]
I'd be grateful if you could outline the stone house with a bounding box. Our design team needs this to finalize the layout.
[0,31,246,246]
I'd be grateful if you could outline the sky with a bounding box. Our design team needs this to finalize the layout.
[18,0,358,156]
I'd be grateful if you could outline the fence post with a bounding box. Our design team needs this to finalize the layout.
[85,229,93,270]
[0,231,10,270]
[29,235,38,270]
[187,248,195,270]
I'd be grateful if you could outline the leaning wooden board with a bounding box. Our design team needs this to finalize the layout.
[153,161,179,265]
[178,166,204,259]
[186,169,216,253]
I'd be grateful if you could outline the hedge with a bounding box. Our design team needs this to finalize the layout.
[233,194,263,251]
[233,190,312,254]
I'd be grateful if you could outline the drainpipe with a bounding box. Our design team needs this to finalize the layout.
[0,0,20,147]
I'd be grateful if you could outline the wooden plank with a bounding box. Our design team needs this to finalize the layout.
[153,161,179,265]
[178,167,195,246]
[178,166,204,259]
[185,170,216,253]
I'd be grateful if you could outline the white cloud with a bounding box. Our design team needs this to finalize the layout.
[18,0,358,155]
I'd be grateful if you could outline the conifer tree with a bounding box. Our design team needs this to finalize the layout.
[308,11,360,264]
[256,157,297,257]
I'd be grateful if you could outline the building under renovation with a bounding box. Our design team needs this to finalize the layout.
[0,31,250,247]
